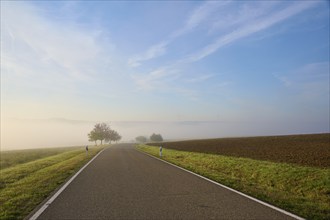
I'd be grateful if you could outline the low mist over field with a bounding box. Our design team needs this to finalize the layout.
[1,1,329,150]
[1,117,329,150]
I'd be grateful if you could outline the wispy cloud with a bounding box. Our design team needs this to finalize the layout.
[131,67,180,91]
[1,1,113,91]
[130,1,319,98]
[275,75,292,87]
[185,1,319,62]
[129,1,233,94]
[128,1,230,67]
[128,41,168,67]
[275,61,329,100]
[131,65,202,101]
[185,74,215,83]
[171,1,231,39]
[209,1,279,34]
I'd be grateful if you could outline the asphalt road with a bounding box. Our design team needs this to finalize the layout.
[36,144,296,219]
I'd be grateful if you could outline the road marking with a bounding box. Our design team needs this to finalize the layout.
[29,148,106,220]
[136,148,305,220]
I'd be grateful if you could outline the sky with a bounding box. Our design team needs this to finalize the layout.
[1,1,329,150]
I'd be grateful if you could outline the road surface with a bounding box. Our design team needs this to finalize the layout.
[36,144,297,219]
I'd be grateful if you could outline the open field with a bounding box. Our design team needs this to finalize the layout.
[137,145,330,220]
[148,133,330,167]
[0,145,105,220]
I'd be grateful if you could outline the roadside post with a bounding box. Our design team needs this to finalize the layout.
[159,145,162,158]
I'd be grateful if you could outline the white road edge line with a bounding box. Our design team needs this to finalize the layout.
[136,148,305,220]
[29,148,106,220]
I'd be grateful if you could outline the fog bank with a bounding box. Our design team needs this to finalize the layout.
[1,118,328,150]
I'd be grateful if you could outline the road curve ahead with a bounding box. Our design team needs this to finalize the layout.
[36,144,296,219]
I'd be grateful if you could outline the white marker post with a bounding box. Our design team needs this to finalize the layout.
[159,146,162,158]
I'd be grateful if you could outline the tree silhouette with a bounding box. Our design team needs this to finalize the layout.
[150,133,163,142]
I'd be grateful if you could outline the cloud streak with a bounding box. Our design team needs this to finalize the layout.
[275,61,329,100]
[186,1,319,62]
[132,67,180,91]
[130,1,319,98]
[171,1,231,39]
[185,74,215,83]
[128,41,168,67]
[1,1,113,89]
[128,1,230,67]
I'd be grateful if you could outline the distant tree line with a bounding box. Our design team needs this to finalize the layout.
[135,133,163,143]
[88,123,121,145]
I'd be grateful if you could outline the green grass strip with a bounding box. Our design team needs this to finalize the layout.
[0,147,83,170]
[0,147,104,220]
[137,145,330,220]
[0,149,85,190]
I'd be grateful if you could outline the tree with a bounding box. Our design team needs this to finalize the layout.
[105,130,121,144]
[112,131,122,143]
[135,136,147,143]
[104,129,115,144]
[88,130,98,145]
[88,123,121,145]
[87,123,107,145]
[97,123,111,145]
[150,133,163,142]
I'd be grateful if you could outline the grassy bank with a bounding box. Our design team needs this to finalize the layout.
[137,145,330,220]
[0,146,105,220]
[1,146,84,170]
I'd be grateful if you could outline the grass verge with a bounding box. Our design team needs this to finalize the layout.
[0,146,105,220]
[1,146,84,170]
[137,144,330,220]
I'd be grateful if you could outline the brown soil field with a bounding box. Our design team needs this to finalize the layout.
[148,133,330,168]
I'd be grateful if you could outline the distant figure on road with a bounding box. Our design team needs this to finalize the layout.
[159,146,162,157]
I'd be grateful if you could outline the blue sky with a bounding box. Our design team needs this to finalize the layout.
[1,1,329,148]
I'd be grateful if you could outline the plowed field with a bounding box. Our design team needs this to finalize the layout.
[148,133,330,168]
